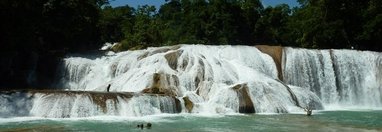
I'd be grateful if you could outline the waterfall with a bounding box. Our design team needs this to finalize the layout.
[4,44,380,118]
[283,48,382,108]
[52,45,321,116]
[331,50,382,107]
[283,48,338,104]
[0,91,180,118]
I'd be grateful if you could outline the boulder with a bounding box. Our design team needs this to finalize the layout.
[231,83,255,113]
[256,45,283,81]
[183,96,194,113]
[142,73,180,96]
[164,50,183,70]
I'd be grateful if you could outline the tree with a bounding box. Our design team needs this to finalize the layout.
[99,5,135,43]
[286,0,349,48]
[179,0,209,44]
[287,0,381,50]
[255,4,291,45]
[0,0,109,88]
[158,0,183,45]
[41,0,105,51]
[0,0,45,51]
[121,5,160,50]
[98,0,382,51]
[357,0,382,51]
[240,0,263,44]
[0,0,109,52]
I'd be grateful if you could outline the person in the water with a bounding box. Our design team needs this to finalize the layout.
[137,123,152,129]
[304,107,312,116]
[137,124,143,129]
[146,123,152,129]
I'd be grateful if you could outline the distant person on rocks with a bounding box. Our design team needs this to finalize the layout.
[107,84,111,92]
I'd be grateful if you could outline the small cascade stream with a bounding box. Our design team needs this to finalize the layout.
[283,48,382,108]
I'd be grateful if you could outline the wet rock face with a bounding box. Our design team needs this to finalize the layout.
[151,45,181,55]
[183,96,194,113]
[174,98,182,113]
[231,83,255,113]
[256,45,283,81]
[142,73,180,96]
[164,50,183,70]
[138,45,182,60]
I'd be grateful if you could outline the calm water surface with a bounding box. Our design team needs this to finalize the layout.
[1,110,381,132]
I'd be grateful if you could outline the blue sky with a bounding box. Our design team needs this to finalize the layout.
[110,0,299,8]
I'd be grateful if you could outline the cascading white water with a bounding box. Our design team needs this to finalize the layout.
[283,48,382,108]
[54,45,321,115]
[118,95,179,117]
[283,48,338,104]
[0,91,180,118]
[30,93,98,118]
[331,50,382,107]
[58,45,278,92]
[5,44,380,119]
[3,45,381,118]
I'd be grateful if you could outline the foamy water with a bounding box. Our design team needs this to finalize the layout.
[1,45,382,119]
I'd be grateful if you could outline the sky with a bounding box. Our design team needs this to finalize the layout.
[109,0,300,8]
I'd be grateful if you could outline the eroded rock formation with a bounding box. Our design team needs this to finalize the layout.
[183,96,194,113]
[142,73,180,96]
[164,50,183,70]
[231,83,255,113]
[256,45,283,80]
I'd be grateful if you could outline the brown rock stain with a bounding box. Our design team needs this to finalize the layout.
[142,73,180,96]
[183,96,194,113]
[256,45,284,81]
[231,83,255,113]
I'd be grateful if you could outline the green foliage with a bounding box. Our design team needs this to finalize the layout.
[287,0,382,50]
[111,0,382,51]
[0,0,108,52]
[255,4,290,45]
[158,0,183,45]
[98,5,134,43]
[42,0,103,50]
[1,0,382,52]
[357,0,382,50]
[124,5,161,49]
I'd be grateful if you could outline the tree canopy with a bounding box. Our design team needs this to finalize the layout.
[1,0,110,52]
[1,0,381,52]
